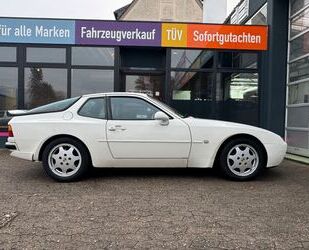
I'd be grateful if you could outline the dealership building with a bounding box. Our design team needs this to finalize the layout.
[0,0,308,161]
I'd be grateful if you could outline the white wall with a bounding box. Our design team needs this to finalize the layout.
[203,0,240,23]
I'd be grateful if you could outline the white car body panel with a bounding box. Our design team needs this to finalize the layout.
[183,118,287,168]
[7,93,287,169]
[106,119,191,159]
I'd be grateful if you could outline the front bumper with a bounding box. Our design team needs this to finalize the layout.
[265,142,287,167]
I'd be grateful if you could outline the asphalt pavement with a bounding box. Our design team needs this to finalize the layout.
[0,149,308,249]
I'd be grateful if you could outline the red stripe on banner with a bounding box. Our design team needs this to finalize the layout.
[0,132,9,137]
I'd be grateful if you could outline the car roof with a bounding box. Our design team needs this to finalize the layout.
[82,92,149,98]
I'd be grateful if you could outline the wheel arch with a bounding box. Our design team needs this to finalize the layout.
[213,133,268,168]
[38,134,92,164]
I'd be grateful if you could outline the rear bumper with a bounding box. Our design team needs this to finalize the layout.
[5,142,16,150]
[5,137,34,161]
[10,150,34,161]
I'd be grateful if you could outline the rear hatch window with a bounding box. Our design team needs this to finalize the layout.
[26,97,80,115]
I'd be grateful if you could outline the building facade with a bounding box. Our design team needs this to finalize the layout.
[114,0,203,22]
[225,0,308,159]
[287,0,309,158]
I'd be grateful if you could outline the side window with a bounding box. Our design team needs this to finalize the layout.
[110,97,160,120]
[78,98,106,119]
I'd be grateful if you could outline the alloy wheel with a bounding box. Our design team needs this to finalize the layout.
[226,144,259,177]
[48,143,82,177]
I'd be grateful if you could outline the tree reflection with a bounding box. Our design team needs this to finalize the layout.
[27,68,65,109]
[134,75,161,99]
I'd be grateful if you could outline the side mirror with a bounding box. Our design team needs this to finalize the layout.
[154,111,169,126]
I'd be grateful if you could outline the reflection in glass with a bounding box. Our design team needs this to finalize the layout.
[290,32,309,61]
[171,71,213,101]
[289,56,309,82]
[291,0,309,16]
[71,69,114,97]
[26,47,66,63]
[0,47,16,62]
[287,106,309,127]
[0,67,18,111]
[110,97,160,120]
[286,130,309,149]
[126,75,162,99]
[218,52,258,69]
[171,49,205,69]
[246,4,267,25]
[25,68,67,109]
[218,72,259,126]
[288,82,309,104]
[72,47,114,66]
[290,7,309,38]
[223,73,258,102]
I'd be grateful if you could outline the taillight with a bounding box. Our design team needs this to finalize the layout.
[8,125,14,137]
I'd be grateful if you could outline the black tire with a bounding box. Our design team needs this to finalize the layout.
[218,137,266,181]
[42,137,90,182]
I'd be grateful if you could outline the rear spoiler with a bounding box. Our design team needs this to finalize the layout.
[7,110,27,116]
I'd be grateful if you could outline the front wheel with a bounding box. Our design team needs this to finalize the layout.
[42,137,90,182]
[218,138,266,181]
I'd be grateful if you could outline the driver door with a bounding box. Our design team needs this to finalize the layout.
[106,96,191,161]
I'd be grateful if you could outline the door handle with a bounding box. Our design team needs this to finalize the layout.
[108,126,126,131]
[108,127,116,131]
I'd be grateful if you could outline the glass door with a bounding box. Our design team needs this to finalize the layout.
[123,73,165,101]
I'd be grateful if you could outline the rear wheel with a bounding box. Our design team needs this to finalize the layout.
[42,137,90,182]
[218,138,266,181]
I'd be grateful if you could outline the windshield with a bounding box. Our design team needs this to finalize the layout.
[148,97,188,118]
[27,97,80,114]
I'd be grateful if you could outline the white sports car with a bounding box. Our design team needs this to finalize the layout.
[6,92,287,182]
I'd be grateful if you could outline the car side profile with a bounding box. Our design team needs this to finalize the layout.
[6,92,287,182]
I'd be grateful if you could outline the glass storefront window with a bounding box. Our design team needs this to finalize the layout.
[218,52,258,69]
[287,1,309,157]
[0,67,18,111]
[222,73,258,103]
[289,56,309,82]
[0,47,16,62]
[171,71,213,101]
[286,130,309,150]
[217,72,259,126]
[26,47,66,63]
[288,81,309,104]
[24,68,67,109]
[287,106,309,127]
[290,7,309,38]
[71,69,114,97]
[291,0,309,16]
[171,49,211,69]
[289,32,309,61]
[72,47,114,66]
[246,4,267,25]
[125,75,162,99]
